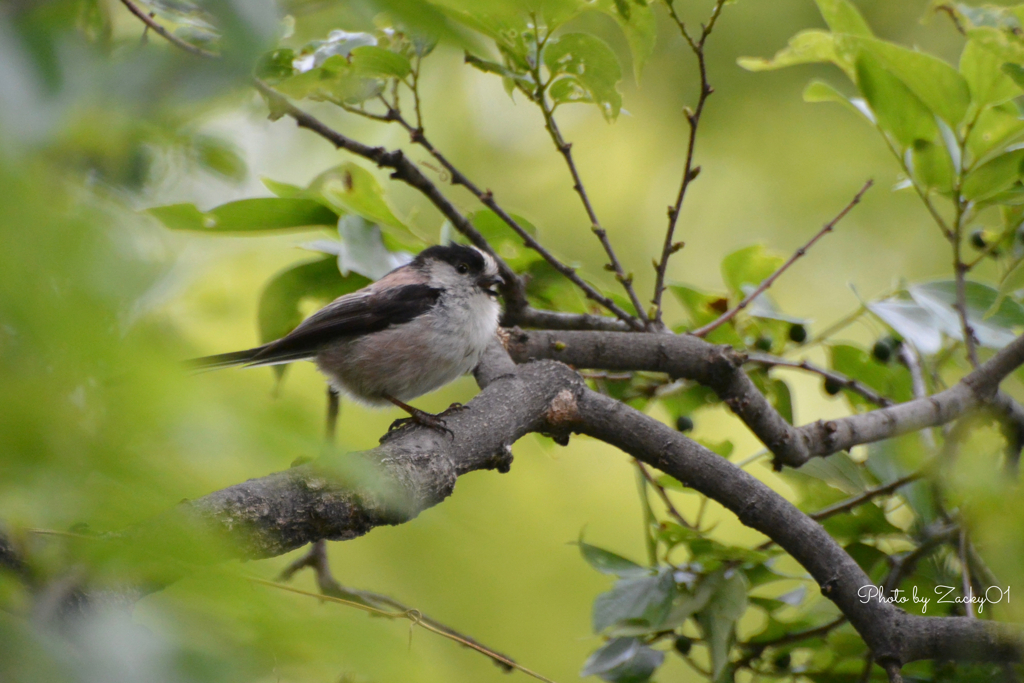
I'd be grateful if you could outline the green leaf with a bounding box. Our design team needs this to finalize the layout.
[851,37,970,127]
[909,280,1024,348]
[744,288,807,324]
[721,245,784,298]
[191,135,247,182]
[668,284,727,326]
[967,26,1024,64]
[579,539,650,578]
[257,257,371,379]
[464,53,535,92]
[813,0,873,37]
[350,45,412,78]
[998,260,1024,307]
[698,438,735,457]
[580,638,664,682]
[792,452,870,495]
[657,382,718,419]
[697,571,748,681]
[804,79,874,121]
[961,39,1022,109]
[276,54,384,104]
[464,209,540,270]
[594,0,656,81]
[543,33,623,121]
[909,139,954,192]
[824,503,901,544]
[147,198,339,233]
[962,145,1024,201]
[592,568,677,633]
[255,48,296,81]
[334,216,410,280]
[749,370,795,423]
[308,162,414,242]
[866,298,943,355]
[828,343,913,408]
[738,30,853,80]
[855,53,938,149]
[261,177,307,199]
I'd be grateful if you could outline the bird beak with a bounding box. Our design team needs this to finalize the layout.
[479,274,504,296]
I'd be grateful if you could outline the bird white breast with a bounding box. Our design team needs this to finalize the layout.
[314,289,501,405]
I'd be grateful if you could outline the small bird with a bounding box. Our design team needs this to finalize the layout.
[192,244,503,432]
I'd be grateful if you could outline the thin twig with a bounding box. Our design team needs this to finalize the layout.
[378,100,644,328]
[693,179,873,338]
[525,33,648,326]
[651,0,729,326]
[809,472,922,521]
[116,0,218,58]
[747,352,893,407]
[279,541,518,671]
[753,471,922,553]
[250,575,557,683]
[737,616,847,669]
[636,461,693,529]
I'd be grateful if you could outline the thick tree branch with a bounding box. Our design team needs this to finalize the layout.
[568,384,1020,666]
[146,342,1022,669]
[505,328,1024,467]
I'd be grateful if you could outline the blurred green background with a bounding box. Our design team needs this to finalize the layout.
[1,0,1019,681]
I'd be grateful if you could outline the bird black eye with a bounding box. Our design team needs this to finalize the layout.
[457,263,469,274]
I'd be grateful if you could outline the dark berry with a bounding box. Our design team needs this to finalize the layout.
[872,339,892,363]
[788,324,807,344]
[754,336,773,352]
[824,377,843,395]
[676,415,694,432]
[673,635,692,656]
[970,230,987,250]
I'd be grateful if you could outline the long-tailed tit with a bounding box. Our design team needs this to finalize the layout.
[192,244,503,431]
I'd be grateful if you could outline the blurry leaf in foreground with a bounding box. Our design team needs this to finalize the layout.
[190,134,247,182]
[147,198,338,233]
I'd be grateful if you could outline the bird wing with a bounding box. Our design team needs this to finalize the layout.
[245,282,442,365]
[189,282,441,370]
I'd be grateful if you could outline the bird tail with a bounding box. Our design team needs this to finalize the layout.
[187,345,316,371]
[187,347,266,371]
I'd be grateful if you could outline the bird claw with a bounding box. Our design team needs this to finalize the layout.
[386,412,454,440]
[441,402,467,416]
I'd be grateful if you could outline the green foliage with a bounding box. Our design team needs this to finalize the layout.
[9,1,1024,682]
[543,33,623,120]
[147,198,338,233]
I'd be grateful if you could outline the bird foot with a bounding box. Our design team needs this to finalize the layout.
[441,402,468,416]
[386,409,454,440]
